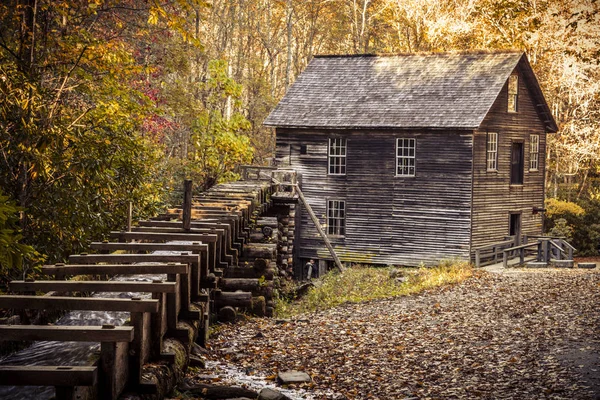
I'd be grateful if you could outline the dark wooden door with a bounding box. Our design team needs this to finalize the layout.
[510,213,521,244]
[511,142,524,184]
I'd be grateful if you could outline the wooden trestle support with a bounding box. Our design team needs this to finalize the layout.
[0,176,283,400]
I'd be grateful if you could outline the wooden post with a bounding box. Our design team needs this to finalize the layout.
[183,180,193,231]
[127,201,133,232]
[475,249,481,267]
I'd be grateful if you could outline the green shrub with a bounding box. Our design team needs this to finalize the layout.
[0,192,41,286]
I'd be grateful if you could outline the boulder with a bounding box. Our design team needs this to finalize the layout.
[276,370,311,384]
[259,387,292,400]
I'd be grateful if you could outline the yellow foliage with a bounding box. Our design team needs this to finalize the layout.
[545,198,585,218]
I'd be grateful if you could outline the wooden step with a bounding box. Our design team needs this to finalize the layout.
[550,259,574,268]
[9,280,177,294]
[0,325,134,342]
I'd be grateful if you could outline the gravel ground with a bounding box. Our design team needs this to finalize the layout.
[202,269,600,399]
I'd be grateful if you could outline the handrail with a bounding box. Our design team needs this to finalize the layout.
[503,242,538,253]
[473,239,515,252]
[556,239,576,251]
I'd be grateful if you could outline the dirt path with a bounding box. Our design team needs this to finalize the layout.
[203,269,600,399]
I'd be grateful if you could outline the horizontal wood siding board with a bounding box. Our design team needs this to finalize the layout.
[471,66,547,251]
[277,128,473,266]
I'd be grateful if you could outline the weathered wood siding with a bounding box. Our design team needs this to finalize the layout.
[471,67,548,251]
[276,129,473,266]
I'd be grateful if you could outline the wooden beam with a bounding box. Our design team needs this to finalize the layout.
[0,366,98,387]
[9,280,177,294]
[294,183,345,272]
[41,263,188,276]
[89,242,208,253]
[0,325,134,342]
[109,231,218,243]
[0,295,159,313]
[68,253,200,265]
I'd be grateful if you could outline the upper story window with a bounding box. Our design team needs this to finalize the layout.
[511,142,524,184]
[530,134,539,170]
[486,132,498,171]
[508,74,518,113]
[328,138,346,175]
[396,138,416,177]
[327,199,346,236]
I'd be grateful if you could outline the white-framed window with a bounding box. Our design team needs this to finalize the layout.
[508,74,518,112]
[530,134,539,170]
[328,138,346,175]
[486,132,498,171]
[327,200,346,236]
[396,138,416,176]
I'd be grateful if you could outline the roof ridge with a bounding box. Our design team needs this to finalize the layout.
[314,50,523,58]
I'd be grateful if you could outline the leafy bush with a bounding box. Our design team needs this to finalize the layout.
[545,197,600,256]
[0,192,41,286]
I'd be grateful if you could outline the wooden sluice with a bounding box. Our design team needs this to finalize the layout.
[0,176,279,400]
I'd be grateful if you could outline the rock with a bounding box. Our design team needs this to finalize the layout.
[253,331,265,339]
[294,282,314,298]
[180,384,258,399]
[259,387,292,400]
[276,370,311,384]
[389,267,404,279]
[395,276,408,284]
[252,296,266,317]
[192,342,209,356]
[218,306,237,323]
[189,354,206,369]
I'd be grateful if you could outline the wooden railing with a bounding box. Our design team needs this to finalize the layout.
[474,238,518,267]
[501,236,576,268]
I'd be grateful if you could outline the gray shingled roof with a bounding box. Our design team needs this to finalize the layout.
[264,52,556,131]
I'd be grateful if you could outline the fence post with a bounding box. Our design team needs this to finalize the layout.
[182,180,193,231]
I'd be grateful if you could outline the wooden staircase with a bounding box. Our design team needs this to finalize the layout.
[474,236,576,268]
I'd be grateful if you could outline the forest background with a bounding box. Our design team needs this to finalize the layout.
[1,0,599,282]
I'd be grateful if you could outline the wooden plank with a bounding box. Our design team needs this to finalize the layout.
[109,231,218,243]
[41,263,188,276]
[69,253,200,265]
[0,366,98,386]
[89,242,208,253]
[0,295,159,313]
[0,325,134,342]
[9,280,177,293]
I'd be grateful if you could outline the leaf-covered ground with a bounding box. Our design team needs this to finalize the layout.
[203,269,600,399]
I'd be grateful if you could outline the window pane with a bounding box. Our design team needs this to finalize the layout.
[396,138,416,176]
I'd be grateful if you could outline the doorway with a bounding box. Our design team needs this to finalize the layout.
[509,212,522,244]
